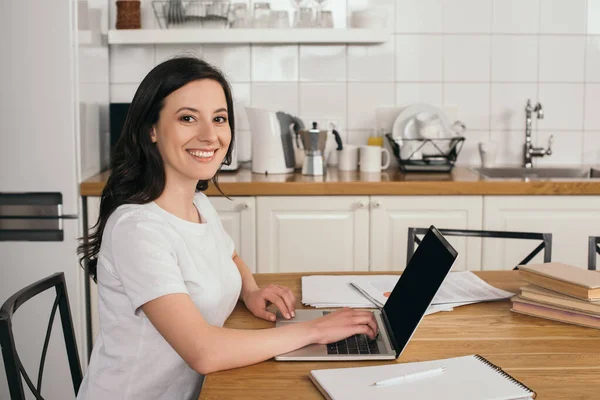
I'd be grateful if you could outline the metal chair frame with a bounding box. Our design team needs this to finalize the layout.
[0,272,82,400]
[589,236,600,271]
[407,228,552,270]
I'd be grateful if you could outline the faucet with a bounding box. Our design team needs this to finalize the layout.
[523,99,552,168]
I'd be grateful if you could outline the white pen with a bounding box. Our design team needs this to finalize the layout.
[371,367,445,387]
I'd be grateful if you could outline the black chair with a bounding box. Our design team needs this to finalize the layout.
[589,236,600,271]
[407,227,552,270]
[0,272,82,400]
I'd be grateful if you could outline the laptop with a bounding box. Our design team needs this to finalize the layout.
[275,225,458,361]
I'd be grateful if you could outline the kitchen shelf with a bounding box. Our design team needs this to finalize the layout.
[107,28,390,45]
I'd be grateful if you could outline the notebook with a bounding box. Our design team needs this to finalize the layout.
[519,285,600,315]
[309,354,536,400]
[518,262,600,301]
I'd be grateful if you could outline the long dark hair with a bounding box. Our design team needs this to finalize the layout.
[78,57,235,281]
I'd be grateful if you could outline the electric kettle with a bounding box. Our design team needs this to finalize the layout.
[245,107,304,174]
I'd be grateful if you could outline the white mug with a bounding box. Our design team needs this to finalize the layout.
[415,112,443,139]
[337,145,359,171]
[478,141,497,168]
[359,145,391,173]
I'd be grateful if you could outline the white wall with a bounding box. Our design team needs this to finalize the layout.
[108,0,600,167]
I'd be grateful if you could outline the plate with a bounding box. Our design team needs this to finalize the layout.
[391,103,454,140]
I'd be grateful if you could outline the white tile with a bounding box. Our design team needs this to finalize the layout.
[346,130,371,146]
[202,45,251,82]
[442,0,492,33]
[585,84,600,130]
[537,84,585,130]
[539,36,586,82]
[299,83,347,130]
[589,0,600,34]
[395,35,443,81]
[455,130,491,167]
[583,131,600,164]
[251,82,299,114]
[251,45,298,81]
[299,46,346,82]
[586,36,600,82]
[395,0,443,33]
[230,83,251,131]
[492,0,539,34]
[540,0,587,34]
[109,83,139,103]
[348,0,395,30]
[348,36,395,82]
[155,44,203,65]
[79,46,110,84]
[444,83,491,130]
[395,83,443,107]
[444,36,491,82]
[347,83,395,129]
[109,45,155,83]
[534,131,583,166]
[491,84,538,131]
[491,36,538,82]
[490,131,527,166]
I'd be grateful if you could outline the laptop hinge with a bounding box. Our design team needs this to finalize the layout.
[381,309,401,358]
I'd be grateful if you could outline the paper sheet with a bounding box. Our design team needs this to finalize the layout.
[349,271,514,309]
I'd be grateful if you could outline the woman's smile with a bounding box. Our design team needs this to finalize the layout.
[187,148,218,163]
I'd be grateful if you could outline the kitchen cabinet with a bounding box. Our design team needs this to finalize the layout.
[483,196,600,270]
[369,196,483,271]
[256,196,370,273]
[210,196,256,272]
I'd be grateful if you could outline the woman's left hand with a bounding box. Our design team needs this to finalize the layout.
[243,284,296,322]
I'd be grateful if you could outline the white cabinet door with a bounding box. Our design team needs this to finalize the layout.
[370,196,483,271]
[483,196,600,270]
[210,196,256,272]
[257,196,370,273]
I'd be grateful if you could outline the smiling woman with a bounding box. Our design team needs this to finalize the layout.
[75,57,378,400]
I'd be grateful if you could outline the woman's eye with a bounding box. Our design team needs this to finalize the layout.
[180,115,195,123]
[215,116,228,123]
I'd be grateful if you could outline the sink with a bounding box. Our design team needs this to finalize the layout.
[473,167,600,180]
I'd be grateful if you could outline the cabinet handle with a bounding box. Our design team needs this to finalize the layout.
[372,201,382,209]
[241,202,251,210]
[356,201,368,209]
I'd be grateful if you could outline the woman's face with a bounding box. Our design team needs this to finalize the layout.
[151,79,231,185]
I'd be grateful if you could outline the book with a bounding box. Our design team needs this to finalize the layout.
[517,262,600,301]
[519,285,600,315]
[511,297,600,330]
[309,354,536,400]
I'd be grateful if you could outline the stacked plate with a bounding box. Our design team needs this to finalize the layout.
[391,103,465,163]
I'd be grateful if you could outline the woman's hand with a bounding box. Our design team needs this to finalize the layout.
[308,308,378,344]
[243,284,296,322]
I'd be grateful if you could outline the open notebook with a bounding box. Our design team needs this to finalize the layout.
[309,355,536,400]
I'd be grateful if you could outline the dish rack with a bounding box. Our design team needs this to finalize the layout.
[152,1,231,29]
[385,133,465,173]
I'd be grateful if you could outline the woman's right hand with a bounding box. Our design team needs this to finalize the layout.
[308,308,378,345]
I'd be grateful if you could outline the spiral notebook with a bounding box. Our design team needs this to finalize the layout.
[309,354,536,400]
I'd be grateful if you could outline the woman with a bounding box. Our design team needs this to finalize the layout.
[77,57,377,400]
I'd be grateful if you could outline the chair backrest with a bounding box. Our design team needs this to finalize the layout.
[589,236,600,271]
[407,228,552,270]
[0,272,82,400]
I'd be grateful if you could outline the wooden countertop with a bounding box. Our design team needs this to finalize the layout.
[80,166,600,197]
[199,271,600,400]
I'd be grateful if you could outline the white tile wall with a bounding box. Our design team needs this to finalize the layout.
[109,0,600,167]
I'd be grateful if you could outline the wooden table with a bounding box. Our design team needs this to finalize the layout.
[199,271,600,400]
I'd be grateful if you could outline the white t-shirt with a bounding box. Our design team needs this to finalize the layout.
[77,193,242,400]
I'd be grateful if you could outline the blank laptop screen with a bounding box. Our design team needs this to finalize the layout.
[383,227,458,355]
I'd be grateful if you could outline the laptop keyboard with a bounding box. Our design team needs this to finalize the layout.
[327,334,380,355]
[323,311,380,355]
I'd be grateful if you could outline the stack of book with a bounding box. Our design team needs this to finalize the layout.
[511,262,600,329]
